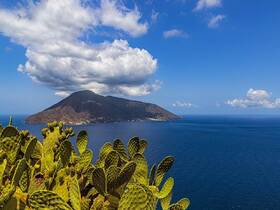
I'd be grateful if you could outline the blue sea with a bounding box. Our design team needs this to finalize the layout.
[1,115,280,210]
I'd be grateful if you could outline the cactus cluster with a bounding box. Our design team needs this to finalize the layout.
[0,118,190,210]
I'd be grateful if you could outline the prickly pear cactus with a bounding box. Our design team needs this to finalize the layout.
[119,183,157,210]
[0,119,190,210]
[28,190,72,209]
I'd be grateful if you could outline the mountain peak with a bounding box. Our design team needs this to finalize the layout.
[26,90,179,125]
[70,90,97,96]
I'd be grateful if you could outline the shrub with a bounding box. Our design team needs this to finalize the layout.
[0,118,190,209]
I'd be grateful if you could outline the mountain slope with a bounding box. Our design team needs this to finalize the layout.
[26,90,180,124]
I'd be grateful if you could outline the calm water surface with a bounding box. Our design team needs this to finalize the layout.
[1,115,280,210]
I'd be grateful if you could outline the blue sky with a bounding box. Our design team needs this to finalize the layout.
[0,0,280,115]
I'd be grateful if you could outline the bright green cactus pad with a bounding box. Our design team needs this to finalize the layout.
[156,177,174,199]
[0,158,7,187]
[132,153,148,185]
[119,183,157,210]
[99,142,113,161]
[19,168,30,192]
[69,176,81,210]
[0,120,190,210]
[53,170,70,202]
[77,149,93,172]
[0,137,20,164]
[160,191,172,210]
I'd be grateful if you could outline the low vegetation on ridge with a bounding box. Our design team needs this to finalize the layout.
[0,118,189,209]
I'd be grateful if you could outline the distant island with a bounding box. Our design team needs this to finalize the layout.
[26,90,179,125]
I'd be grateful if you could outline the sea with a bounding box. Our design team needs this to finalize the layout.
[1,115,280,210]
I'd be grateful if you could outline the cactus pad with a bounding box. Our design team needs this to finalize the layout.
[149,164,157,186]
[19,168,30,192]
[138,139,148,154]
[156,177,174,199]
[133,153,148,185]
[155,156,175,186]
[176,198,190,209]
[112,161,136,189]
[0,158,7,186]
[0,184,16,206]
[113,139,128,161]
[0,137,20,164]
[77,131,88,155]
[0,126,19,138]
[105,150,119,169]
[99,143,113,160]
[59,140,73,167]
[28,190,72,209]
[69,176,81,210]
[77,149,93,172]
[91,168,106,195]
[128,137,140,158]
[12,158,27,186]
[106,165,121,191]
[160,191,172,210]
[119,183,157,210]
[24,137,37,160]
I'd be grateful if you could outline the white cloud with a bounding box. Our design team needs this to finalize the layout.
[163,29,188,39]
[208,14,226,28]
[194,0,222,11]
[172,101,196,108]
[226,89,280,109]
[0,0,158,97]
[246,88,271,100]
[117,80,162,96]
[97,0,148,37]
[55,91,71,97]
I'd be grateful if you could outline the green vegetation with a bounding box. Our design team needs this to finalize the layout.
[0,118,190,209]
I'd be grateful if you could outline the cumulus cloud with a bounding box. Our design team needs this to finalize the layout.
[208,14,226,28]
[172,101,196,108]
[194,0,222,11]
[226,89,280,109]
[163,29,188,39]
[0,0,158,97]
[96,0,148,37]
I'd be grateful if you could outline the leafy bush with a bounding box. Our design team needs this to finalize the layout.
[0,118,190,209]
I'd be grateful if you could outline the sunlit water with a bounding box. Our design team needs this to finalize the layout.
[1,115,280,210]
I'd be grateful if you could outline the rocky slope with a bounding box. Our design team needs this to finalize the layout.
[26,90,180,125]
